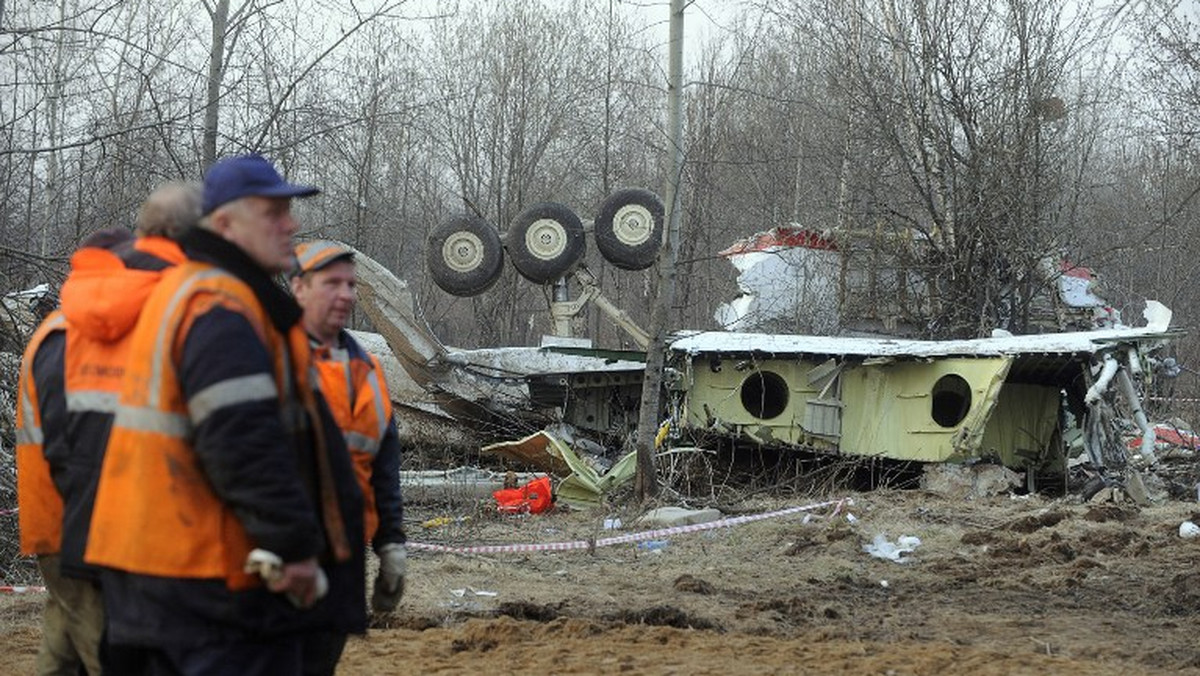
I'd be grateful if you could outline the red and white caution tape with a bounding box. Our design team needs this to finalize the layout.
[0,507,18,517]
[0,500,852,592]
[408,497,852,555]
[0,585,46,594]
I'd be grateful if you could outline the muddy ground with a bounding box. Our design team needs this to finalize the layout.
[3,482,1200,675]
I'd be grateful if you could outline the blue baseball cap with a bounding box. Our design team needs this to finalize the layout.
[202,154,320,215]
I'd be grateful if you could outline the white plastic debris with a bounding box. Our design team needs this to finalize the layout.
[845,513,858,524]
[636,507,722,528]
[450,587,498,598]
[863,534,922,563]
[603,518,622,530]
[1179,521,1200,539]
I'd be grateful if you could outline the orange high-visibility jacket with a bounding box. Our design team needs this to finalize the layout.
[15,311,67,556]
[312,333,394,543]
[60,238,186,415]
[85,261,322,590]
[55,237,185,578]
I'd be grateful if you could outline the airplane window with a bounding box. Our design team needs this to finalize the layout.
[931,374,972,427]
[740,370,789,419]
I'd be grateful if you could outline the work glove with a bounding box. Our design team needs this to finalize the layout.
[244,549,328,609]
[371,542,407,612]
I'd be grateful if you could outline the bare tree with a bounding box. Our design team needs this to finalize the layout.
[757,0,1118,338]
[420,0,659,348]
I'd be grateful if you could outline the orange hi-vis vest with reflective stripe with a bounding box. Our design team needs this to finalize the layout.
[85,261,316,590]
[313,336,393,543]
[61,239,187,425]
[15,311,67,556]
[57,238,186,577]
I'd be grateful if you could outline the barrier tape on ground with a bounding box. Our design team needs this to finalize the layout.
[0,507,17,517]
[0,500,852,593]
[0,585,46,594]
[407,497,852,555]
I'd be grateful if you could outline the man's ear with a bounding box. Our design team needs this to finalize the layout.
[208,207,231,237]
[289,275,305,297]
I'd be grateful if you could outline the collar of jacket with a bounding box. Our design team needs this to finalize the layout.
[337,329,376,364]
[308,330,374,364]
[178,227,302,335]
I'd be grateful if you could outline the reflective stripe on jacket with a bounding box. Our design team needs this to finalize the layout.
[85,261,319,589]
[313,332,393,543]
[16,312,67,556]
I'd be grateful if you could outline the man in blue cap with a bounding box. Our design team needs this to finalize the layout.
[86,155,366,675]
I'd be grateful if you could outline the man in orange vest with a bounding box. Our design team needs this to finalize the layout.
[16,184,197,675]
[289,241,406,671]
[16,308,74,673]
[85,155,366,675]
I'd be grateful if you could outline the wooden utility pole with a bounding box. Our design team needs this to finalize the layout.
[634,0,685,501]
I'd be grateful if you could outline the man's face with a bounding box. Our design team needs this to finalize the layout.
[293,259,357,339]
[214,196,298,273]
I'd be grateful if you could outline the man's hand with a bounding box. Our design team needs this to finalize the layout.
[245,550,328,609]
[270,557,329,608]
[371,543,407,612]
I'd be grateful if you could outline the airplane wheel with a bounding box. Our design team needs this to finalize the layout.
[594,188,664,270]
[505,201,586,283]
[427,214,504,296]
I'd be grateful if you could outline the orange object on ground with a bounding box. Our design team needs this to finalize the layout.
[493,476,554,514]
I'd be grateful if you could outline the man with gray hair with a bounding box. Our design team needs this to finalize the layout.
[134,181,202,239]
[16,182,194,675]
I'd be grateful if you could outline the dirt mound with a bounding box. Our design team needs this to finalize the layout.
[4,490,1200,674]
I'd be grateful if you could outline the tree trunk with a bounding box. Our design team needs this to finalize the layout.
[203,0,230,167]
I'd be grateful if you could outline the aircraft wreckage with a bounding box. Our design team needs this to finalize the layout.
[0,200,1181,502]
[348,196,1184,492]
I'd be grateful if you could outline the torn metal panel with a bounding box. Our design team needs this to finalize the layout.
[713,227,841,334]
[348,329,428,400]
[452,343,644,379]
[1125,423,1200,456]
[462,342,645,437]
[838,357,1011,462]
[350,247,448,381]
[1,283,52,350]
[480,430,636,507]
[480,430,573,475]
[557,449,637,508]
[1056,260,1106,308]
